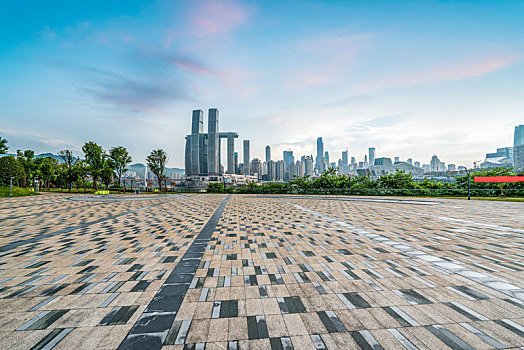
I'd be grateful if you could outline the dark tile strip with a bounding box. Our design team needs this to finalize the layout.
[30,327,74,350]
[98,305,139,326]
[117,195,230,350]
[17,310,69,330]
[459,322,505,349]
[350,330,384,350]
[494,319,524,338]
[426,325,475,350]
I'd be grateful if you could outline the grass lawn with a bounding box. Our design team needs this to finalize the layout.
[0,185,39,197]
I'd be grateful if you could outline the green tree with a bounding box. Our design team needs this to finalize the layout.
[377,170,415,189]
[0,136,8,154]
[146,149,168,192]
[455,167,523,197]
[58,150,78,192]
[82,142,105,190]
[75,159,90,191]
[108,146,132,185]
[35,156,59,191]
[100,160,114,188]
[16,150,36,186]
[0,156,25,185]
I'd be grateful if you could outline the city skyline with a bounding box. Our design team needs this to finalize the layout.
[1,1,523,167]
[181,108,522,179]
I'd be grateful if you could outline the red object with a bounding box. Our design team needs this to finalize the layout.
[474,176,524,183]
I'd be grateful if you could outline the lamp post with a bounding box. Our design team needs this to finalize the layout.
[10,177,13,197]
[348,175,351,196]
[466,169,471,200]
[34,177,39,192]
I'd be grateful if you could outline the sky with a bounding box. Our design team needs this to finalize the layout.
[1,0,523,168]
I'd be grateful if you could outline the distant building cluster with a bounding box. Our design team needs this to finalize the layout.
[480,124,524,172]
[183,111,523,184]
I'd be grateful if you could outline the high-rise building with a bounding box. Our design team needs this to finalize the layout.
[186,110,205,176]
[448,164,456,171]
[324,151,329,167]
[514,125,524,171]
[243,140,250,175]
[515,125,524,147]
[265,145,271,163]
[185,109,238,177]
[234,152,239,174]
[283,151,294,170]
[207,108,219,174]
[368,148,375,167]
[430,155,441,172]
[407,158,413,165]
[276,160,285,180]
[342,150,348,166]
[514,145,524,172]
[394,156,400,164]
[288,161,297,179]
[267,160,276,181]
[251,158,262,179]
[316,137,324,172]
[304,156,314,176]
[414,161,421,168]
[351,157,356,166]
[297,160,305,178]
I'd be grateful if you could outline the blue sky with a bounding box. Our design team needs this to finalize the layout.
[1,0,523,168]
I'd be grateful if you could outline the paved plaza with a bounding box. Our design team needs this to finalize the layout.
[0,193,523,350]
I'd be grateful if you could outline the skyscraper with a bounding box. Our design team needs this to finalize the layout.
[515,125,524,147]
[430,155,441,172]
[304,156,314,176]
[514,125,524,171]
[185,109,238,177]
[243,140,250,175]
[251,158,262,178]
[186,109,205,176]
[234,152,239,174]
[276,160,285,180]
[207,108,219,174]
[267,160,276,180]
[324,151,329,167]
[368,147,375,167]
[342,150,348,166]
[316,137,324,172]
[283,150,294,169]
[265,145,271,163]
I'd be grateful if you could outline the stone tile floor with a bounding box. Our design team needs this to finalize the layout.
[0,193,522,349]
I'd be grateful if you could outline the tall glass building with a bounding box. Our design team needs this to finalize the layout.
[316,137,324,172]
[514,125,524,172]
[243,140,250,175]
[185,109,238,177]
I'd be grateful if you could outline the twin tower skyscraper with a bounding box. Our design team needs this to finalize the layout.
[185,109,239,177]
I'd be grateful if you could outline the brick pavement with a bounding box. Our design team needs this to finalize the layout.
[0,193,522,349]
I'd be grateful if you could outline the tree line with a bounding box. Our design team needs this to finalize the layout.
[209,167,524,197]
[0,136,168,192]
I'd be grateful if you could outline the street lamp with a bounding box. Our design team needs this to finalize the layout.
[466,169,471,200]
[10,177,14,197]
